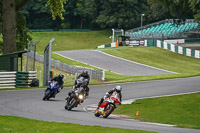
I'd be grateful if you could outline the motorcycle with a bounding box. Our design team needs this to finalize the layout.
[94,93,121,118]
[65,77,87,110]
[43,81,60,100]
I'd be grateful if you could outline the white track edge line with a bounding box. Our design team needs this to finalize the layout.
[95,50,178,74]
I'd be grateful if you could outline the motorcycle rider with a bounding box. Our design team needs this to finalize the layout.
[74,70,90,96]
[50,73,64,97]
[97,85,122,108]
[66,70,90,104]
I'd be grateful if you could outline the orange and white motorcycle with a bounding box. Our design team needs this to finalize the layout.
[94,92,121,118]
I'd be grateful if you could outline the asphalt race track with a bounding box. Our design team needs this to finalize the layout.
[0,77,200,133]
[55,50,176,76]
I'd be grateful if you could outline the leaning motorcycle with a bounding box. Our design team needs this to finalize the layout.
[94,93,121,118]
[65,77,87,110]
[43,81,60,100]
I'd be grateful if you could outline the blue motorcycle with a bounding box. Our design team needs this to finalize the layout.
[43,81,59,100]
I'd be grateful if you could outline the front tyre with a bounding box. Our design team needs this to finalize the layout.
[94,108,100,117]
[67,98,77,111]
[43,89,53,101]
[103,104,115,118]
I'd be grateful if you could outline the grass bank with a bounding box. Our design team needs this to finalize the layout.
[0,116,154,133]
[114,93,200,129]
[31,30,111,52]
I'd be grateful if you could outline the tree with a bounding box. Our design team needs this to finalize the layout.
[83,0,148,29]
[1,0,66,54]
[147,0,200,20]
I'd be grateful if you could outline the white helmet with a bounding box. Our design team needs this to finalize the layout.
[115,85,122,93]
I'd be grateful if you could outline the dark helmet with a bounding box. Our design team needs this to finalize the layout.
[115,85,122,93]
[58,73,64,79]
[83,70,88,74]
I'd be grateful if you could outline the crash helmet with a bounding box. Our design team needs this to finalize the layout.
[83,70,88,74]
[115,85,122,93]
[58,73,64,79]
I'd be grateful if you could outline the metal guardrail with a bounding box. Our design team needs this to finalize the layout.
[25,52,105,81]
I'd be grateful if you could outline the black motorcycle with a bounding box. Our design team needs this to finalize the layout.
[65,77,87,110]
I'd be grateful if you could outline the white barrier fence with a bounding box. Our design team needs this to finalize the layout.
[0,72,16,89]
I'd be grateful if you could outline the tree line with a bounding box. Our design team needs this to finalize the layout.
[0,0,199,54]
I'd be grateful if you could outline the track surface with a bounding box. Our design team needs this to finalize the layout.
[0,77,200,133]
[55,50,175,76]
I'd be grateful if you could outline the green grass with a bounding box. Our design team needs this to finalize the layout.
[31,30,112,52]
[0,116,155,133]
[114,93,200,129]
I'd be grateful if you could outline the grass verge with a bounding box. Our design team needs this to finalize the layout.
[0,116,155,133]
[114,93,200,129]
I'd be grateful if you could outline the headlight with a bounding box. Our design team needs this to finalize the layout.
[78,95,84,100]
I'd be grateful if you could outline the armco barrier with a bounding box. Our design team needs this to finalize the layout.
[0,72,16,89]
[25,53,105,81]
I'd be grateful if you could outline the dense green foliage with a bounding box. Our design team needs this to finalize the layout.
[114,93,200,129]
[148,0,200,20]
[1,0,200,53]
[0,116,154,133]
[21,0,199,30]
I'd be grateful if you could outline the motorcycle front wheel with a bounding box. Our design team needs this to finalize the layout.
[65,97,70,110]
[67,98,77,111]
[103,104,115,118]
[43,89,53,101]
[94,108,100,117]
